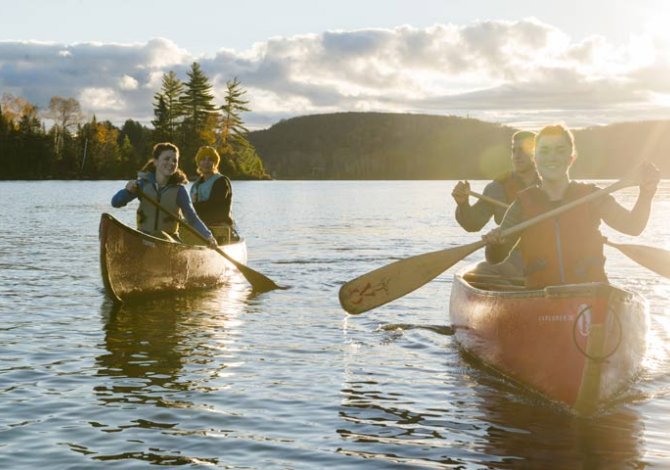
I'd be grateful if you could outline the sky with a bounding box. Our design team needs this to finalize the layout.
[2,0,670,129]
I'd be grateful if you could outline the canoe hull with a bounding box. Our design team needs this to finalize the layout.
[449,273,648,415]
[99,213,248,302]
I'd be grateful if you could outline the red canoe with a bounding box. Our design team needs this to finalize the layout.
[99,213,248,302]
[449,270,648,415]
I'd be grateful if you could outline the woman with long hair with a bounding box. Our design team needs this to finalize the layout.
[111,142,217,246]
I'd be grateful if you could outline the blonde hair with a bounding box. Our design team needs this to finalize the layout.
[194,146,221,176]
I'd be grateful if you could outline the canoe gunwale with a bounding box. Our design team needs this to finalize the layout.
[100,212,245,249]
[457,271,637,304]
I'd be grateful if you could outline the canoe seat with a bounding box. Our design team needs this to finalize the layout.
[462,272,526,291]
[180,224,234,245]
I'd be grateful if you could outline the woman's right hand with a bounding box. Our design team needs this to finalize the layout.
[125,180,138,193]
[483,227,504,245]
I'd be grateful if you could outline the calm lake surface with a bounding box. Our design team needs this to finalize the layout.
[1,180,669,469]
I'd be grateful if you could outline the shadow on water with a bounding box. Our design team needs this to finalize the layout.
[88,285,254,465]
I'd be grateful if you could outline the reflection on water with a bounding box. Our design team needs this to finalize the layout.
[87,285,253,464]
[471,375,645,469]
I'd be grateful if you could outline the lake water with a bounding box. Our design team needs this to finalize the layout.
[1,180,669,469]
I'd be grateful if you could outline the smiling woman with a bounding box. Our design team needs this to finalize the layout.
[110,142,217,246]
[533,126,575,193]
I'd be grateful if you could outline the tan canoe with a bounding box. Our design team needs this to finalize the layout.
[99,213,247,302]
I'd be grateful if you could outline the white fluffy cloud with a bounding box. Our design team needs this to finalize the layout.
[1,18,669,129]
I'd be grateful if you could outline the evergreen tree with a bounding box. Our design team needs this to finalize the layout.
[152,71,184,142]
[179,62,218,167]
[120,119,153,169]
[220,77,250,152]
[218,77,267,179]
[152,94,169,142]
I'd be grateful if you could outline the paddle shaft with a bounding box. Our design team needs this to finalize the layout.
[135,186,283,292]
[466,189,510,209]
[499,178,634,239]
[470,180,635,237]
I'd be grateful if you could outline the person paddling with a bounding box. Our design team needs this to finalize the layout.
[484,124,660,289]
[451,130,540,278]
[452,130,539,230]
[111,142,217,247]
[189,146,237,244]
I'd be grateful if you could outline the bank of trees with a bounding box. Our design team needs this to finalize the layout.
[0,62,268,180]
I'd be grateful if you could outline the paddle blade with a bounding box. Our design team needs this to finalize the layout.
[339,240,485,314]
[238,264,286,292]
[606,241,670,278]
[213,246,285,292]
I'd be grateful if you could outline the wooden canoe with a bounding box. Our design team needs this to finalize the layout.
[99,213,248,302]
[449,270,648,415]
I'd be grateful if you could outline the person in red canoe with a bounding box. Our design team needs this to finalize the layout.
[111,142,217,247]
[484,124,660,289]
[451,130,540,278]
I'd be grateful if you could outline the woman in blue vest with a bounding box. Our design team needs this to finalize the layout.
[111,142,217,246]
[189,146,236,243]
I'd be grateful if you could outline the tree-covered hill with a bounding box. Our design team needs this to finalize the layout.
[249,112,670,179]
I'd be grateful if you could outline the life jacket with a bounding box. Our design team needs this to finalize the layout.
[136,174,182,237]
[494,171,540,203]
[190,173,233,227]
[191,173,225,203]
[517,182,607,289]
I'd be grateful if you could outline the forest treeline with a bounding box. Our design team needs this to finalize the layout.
[3,100,669,180]
[249,112,670,179]
[0,63,268,180]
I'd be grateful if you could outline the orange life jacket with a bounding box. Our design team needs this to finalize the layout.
[517,182,607,289]
[494,171,540,203]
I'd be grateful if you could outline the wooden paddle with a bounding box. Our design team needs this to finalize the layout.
[603,240,670,278]
[466,189,510,209]
[136,187,285,293]
[338,178,635,314]
[466,188,670,281]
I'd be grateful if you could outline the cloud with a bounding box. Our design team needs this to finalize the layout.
[119,74,138,90]
[79,87,125,110]
[1,19,669,129]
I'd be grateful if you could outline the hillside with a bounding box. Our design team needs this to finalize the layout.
[248,112,670,179]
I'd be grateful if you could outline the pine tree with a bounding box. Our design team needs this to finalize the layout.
[220,77,250,153]
[152,71,184,142]
[218,77,267,179]
[152,94,169,142]
[179,62,218,160]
